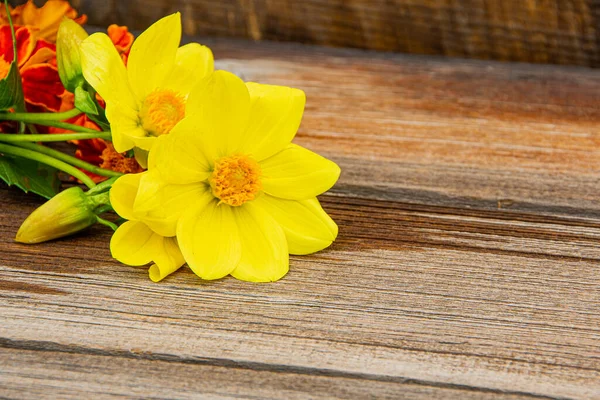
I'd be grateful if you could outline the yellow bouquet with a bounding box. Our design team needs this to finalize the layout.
[0,2,340,283]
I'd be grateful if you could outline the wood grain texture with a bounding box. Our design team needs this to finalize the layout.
[1,38,600,399]
[0,348,540,400]
[71,0,600,67]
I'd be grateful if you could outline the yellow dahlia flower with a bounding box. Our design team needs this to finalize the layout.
[110,173,185,282]
[79,13,213,165]
[131,71,340,282]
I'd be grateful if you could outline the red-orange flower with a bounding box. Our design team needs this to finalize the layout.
[107,24,133,64]
[0,24,63,112]
[0,0,140,181]
[0,1,88,113]
[1,0,87,43]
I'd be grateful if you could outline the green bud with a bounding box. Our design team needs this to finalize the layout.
[16,186,108,244]
[57,18,89,93]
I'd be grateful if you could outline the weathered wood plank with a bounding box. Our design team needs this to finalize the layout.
[1,38,600,399]
[72,0,600,67]
[0,347,539,399]
[1,188,599,398]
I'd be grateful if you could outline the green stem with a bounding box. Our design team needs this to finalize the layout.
[3,119,100,133]
[96,216,118,231]
[1,108,82,122]
[0,131,112,142]
[0,142,96,189]
[12,142,123,178]
[4,0,25,131]
[94,204,114,215]
[4,1,16,65]
[87,176,119,196]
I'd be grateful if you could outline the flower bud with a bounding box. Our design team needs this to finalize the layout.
[57,18,89,92]
[16,186,100,244]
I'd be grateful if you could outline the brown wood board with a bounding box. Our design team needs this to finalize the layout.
[72,0,600,67]
[1,37,600,399]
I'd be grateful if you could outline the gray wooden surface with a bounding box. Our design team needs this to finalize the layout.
[1,37,600,399]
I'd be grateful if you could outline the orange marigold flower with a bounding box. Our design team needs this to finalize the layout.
[74,139,144,182]
[99,142,144,174]
[0,1,138,180]
[107,24,133,63]
[0,24,63,112]
[1,0,87,43]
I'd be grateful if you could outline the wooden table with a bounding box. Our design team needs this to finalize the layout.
[1,37,599,399]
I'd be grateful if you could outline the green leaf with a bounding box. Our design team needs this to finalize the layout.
[75,85,110,130]
[0,155,61,199]
[74,85,98,115]
[0,61,25,112]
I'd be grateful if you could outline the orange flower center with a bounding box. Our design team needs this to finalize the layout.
[139,89,185,136]
[209,154,262,206]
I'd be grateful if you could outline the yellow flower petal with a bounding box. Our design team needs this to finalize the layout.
[110,221,161,266]
[163,43,214,97]
[109,173,143,220]
[260,144,341,200]
[130,135,157,151]
[105,101,143,153]
[240,83,305,161]
[177,201,241,280]
[134,170,212,237]
[127,12,181,103]
[253,195,337,255]
[186,70,251,159]
[231,203,289,282]
[80,33,137,113]
[148,237,185,282]
[148,122,212,184]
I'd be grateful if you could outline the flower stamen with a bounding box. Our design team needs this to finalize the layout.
[139,89,185,136]
[100,143,144,174]
[209,154,262,206]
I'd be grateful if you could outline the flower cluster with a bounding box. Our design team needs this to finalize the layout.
[0,0,141,182]
[2,6,340,283]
